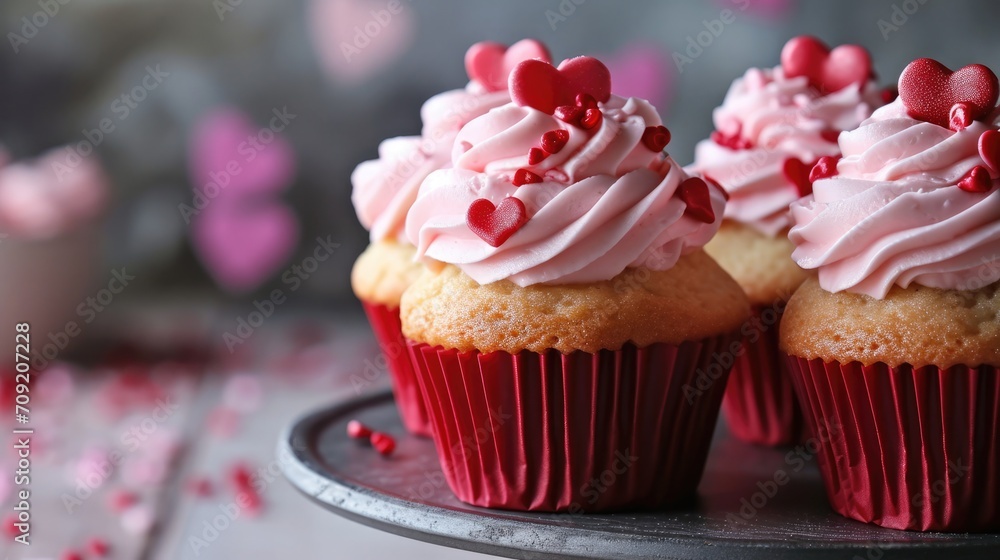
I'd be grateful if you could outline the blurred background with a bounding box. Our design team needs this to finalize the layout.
[1,0,998,558]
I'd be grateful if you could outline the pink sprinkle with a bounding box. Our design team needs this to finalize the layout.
[87,537,111,557]
[185,477,214,497]
[106,489,138,513]
[121,504,154,535]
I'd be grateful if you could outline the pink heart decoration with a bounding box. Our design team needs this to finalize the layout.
[192,205,299,293]
[306,0,415,86]
[465,39,551,92]
[899,58,999,128]
[509,57,612,114]
[781,36,871,95]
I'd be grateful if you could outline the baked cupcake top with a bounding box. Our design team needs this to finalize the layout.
[789,58,1000,299]
[688,36,883,237]
[0,147,108,239]
[351,39,550,243]
[405,54,727,287]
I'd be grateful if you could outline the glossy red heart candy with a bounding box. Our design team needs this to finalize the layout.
[466,197,528,247]
[978,129,1000,172]
[509,56,612,114]
[898,58,999,128]
[780,36,871,95]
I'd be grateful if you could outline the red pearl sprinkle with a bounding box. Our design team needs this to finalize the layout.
[641,126,671,152]
[949,103,974,131]
[554,105,583,125]
[527,147,548,165]
[575,93,598,109]
[809,156,841,182]
[541,129,569,154]
[958,165,993,193]
[512,168,544,187]
[347,419,372,439]
[580,108,602,129]
[88,537,111,557]
[371,432,396,456]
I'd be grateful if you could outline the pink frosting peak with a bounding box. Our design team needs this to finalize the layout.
[688,66,883,236]
[405,94,727,287]
[351,83,509,242]
[0,147,108,239]
[789,98,1000,298]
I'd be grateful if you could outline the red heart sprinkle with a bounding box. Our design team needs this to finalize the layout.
[528,147,548,165]
[711,129,753,151]
[541,129,569,153]
[899,58,999,128]
[978,129,1000,172]
[465,39,551,92]
[87,538,110,557]
[958,165,993,193]
[555,105,583,125]
[580,108,602,129]
[641,125,671,152]
[880,87,899,104]
[820,129,841,143]
[950,103,975,131]
[678,177,716,224]
[371,432,396,456]
[509,56,612,114]
[575,93,598,109]
[467,197,529,247]
[809,156,841,182]
[783,157,816,197]
[512,168,543,186]
[780,36,872,94]
[346,419,372,439]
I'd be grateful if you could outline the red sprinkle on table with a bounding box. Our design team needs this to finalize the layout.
[347,419,373,439]
[87,537,111,557]
[371,432,396,456]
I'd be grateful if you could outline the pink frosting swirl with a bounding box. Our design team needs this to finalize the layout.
[0,147,108,239]
[789,98,1000,298]
[689,67,882,236]
[351,83,509,242]
[405,95,727,286]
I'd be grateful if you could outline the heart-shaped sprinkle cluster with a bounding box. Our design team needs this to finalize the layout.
[780,36,872,95]
[711,125,753,151]
[782,157,818,197]
[554,93,603,129]
[678,177,716,224]
[509,56,612,115]
[466,197,529,247]
[898,58,999,128]
[465,39,551,92]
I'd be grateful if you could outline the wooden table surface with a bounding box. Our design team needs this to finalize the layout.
[1,301,498,560]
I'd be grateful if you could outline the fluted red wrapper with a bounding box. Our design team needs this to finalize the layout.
[360,302,432,437]
[787,356,1000,532]
[722,307,805,446]
[407,336,738,512]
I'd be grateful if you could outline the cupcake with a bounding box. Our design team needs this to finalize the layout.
[688,36,884,446]
[780,58,1000,531]
[401,53,751,512]
[0,147,107,366]
[350,40,550,436]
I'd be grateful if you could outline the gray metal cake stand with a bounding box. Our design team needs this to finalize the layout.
[278,389,1000,559]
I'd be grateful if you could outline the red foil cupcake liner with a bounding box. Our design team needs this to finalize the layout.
[722,307,805,446]
[786,357,1000,531]
[360,301,432,437]
[407,335,738,512]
